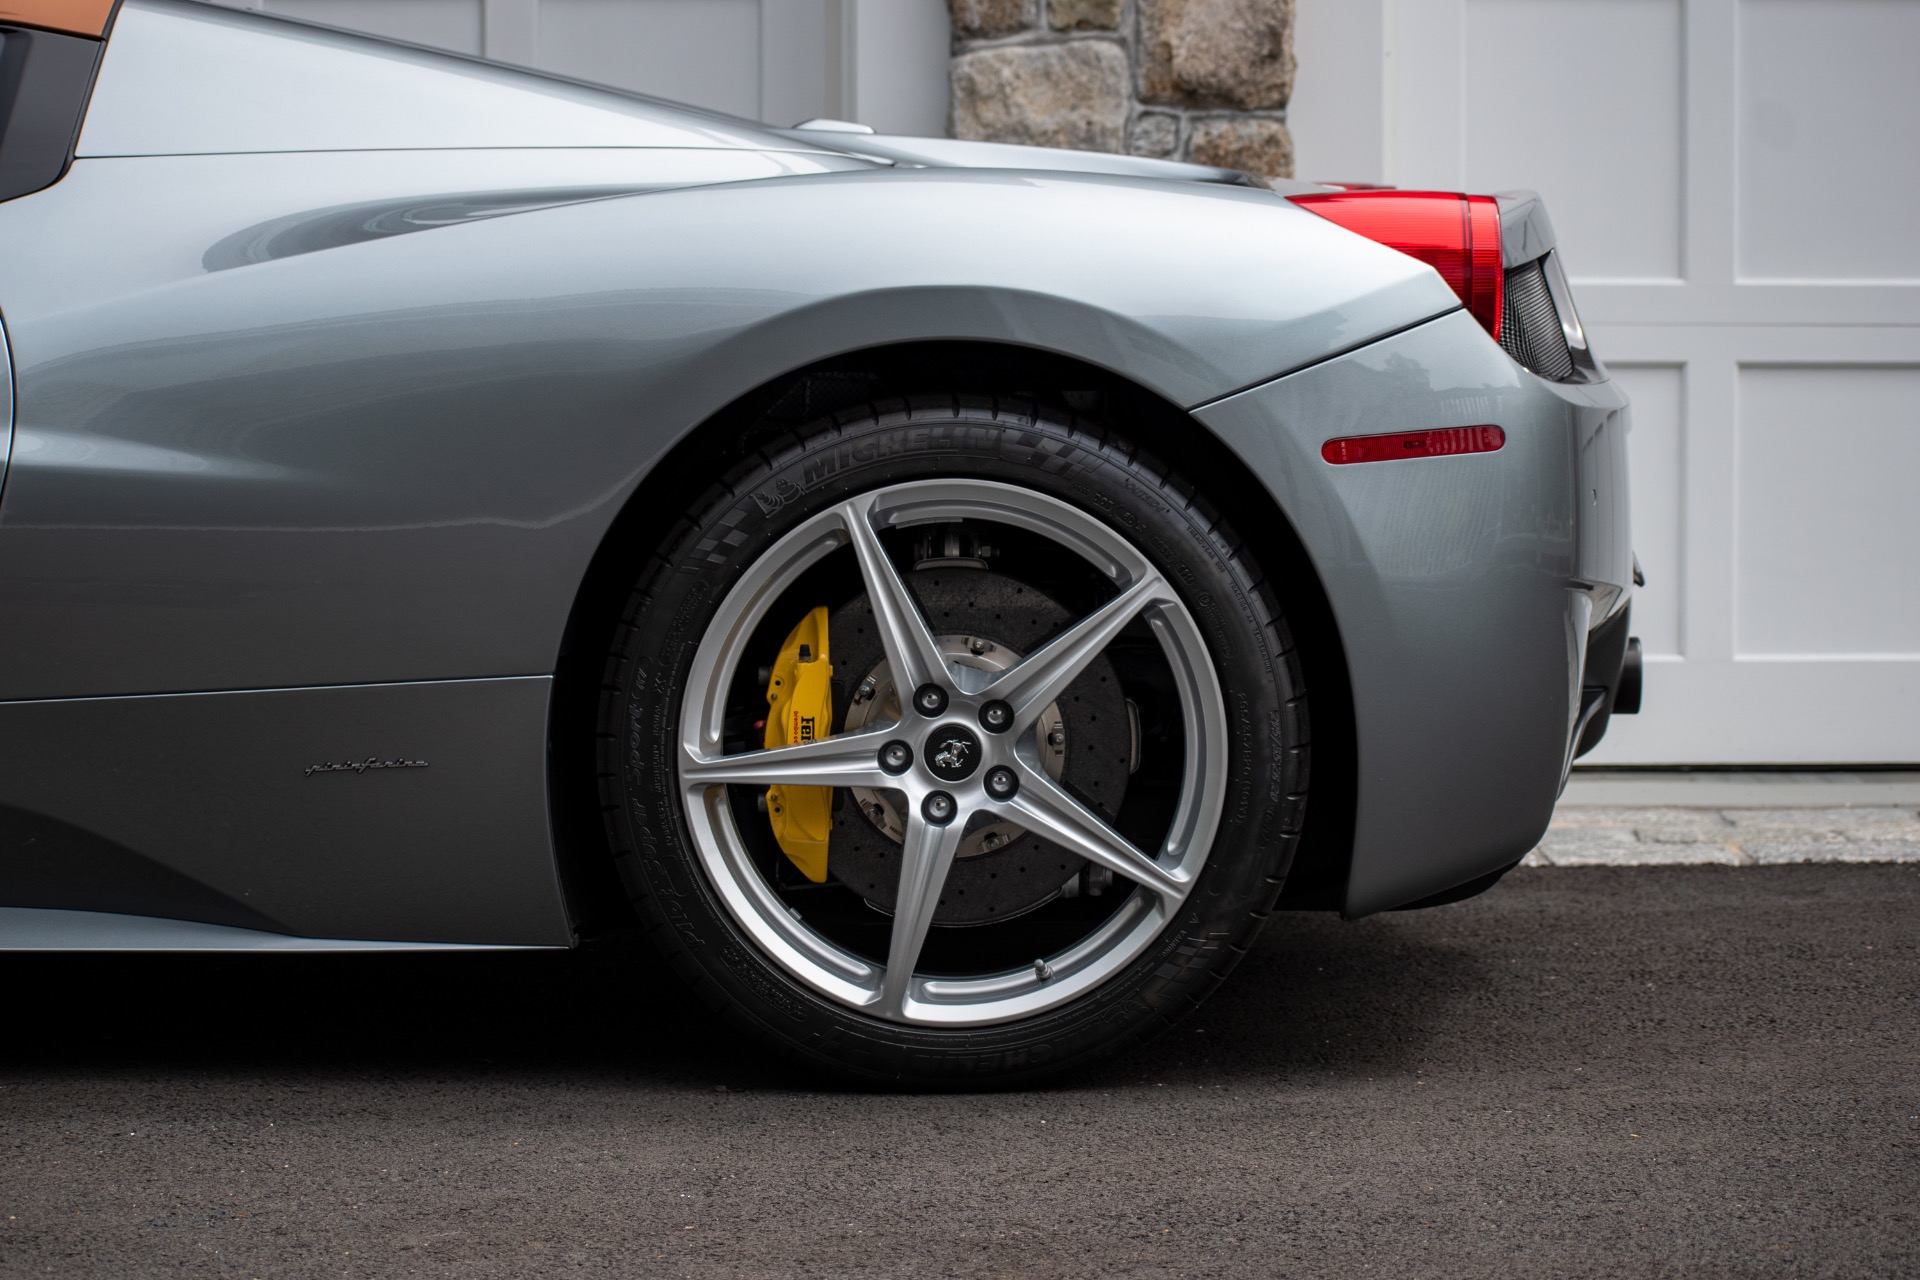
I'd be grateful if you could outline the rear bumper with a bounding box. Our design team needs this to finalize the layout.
[1194,309,1632,915]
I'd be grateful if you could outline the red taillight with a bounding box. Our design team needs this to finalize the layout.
[1321,425,1506,465]
[1290,191,1505,340]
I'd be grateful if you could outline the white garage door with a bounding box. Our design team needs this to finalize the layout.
[1293,0,1920,764]
[231,0,949,134]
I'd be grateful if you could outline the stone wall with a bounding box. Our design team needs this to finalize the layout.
[947,0,1295,183]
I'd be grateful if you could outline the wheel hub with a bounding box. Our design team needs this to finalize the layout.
[829,568,1130,925]
[922,725,982,782]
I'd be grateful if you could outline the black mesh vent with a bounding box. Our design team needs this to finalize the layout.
[1498,256,1575,381]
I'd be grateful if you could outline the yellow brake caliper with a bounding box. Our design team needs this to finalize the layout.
[763,606,834,883]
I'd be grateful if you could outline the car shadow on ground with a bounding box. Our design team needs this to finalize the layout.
[0,911,1484,1093]
[1081,910,1492,1090]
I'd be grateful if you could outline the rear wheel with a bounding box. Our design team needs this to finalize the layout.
[598,398,1308,1085]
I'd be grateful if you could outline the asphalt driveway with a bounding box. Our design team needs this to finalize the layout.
[3,864,1916,1278]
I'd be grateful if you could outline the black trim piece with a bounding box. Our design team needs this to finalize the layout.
[1614,637,1643,716]
[1498,255,1576,381]
[1572,603,1637,760]
[0,24,102,203]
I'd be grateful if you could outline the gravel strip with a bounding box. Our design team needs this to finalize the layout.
[1529,803,1920,867]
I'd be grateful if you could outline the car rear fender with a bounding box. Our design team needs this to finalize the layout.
[0,159,1456,700]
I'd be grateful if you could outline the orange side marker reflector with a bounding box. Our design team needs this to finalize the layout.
[1321,425,1505,465]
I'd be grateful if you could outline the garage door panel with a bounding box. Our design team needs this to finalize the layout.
[245,0,862,125]
[1610,363,1685,657]
[1738,0,1920,281]
[540,0,761,114]
[1589,658,1920,763]
[1462,0,1685,281]
[262,0,484,54]
[1735,364,1920,656]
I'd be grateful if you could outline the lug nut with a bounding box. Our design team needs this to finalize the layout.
[984,766,1019,801]
[922,791,957,825]
[879,740,913,774]
[979,700,1013,733]
[913,684,948,717]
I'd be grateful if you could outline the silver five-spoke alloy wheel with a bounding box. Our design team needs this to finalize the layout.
[677,479,1228,1027]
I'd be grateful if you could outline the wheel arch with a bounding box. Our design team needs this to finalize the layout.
[545,340,1358,935]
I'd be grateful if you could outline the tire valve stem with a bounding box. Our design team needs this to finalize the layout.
[1033,958,1054,983]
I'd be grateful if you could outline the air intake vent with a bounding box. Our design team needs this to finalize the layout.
[1498,256,1575,381]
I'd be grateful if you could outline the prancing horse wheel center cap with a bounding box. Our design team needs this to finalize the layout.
[923,724,983,783]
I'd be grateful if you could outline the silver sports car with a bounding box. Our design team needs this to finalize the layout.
[0,0,1637,1083]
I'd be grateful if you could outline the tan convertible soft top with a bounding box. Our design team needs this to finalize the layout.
[0,0,115,37]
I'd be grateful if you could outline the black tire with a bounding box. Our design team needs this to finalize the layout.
[597,396,1309,1086]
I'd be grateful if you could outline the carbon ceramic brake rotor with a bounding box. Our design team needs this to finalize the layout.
[826,568,1131,925]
